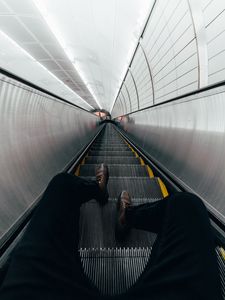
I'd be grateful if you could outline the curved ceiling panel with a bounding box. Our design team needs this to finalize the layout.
[0,0,154,111]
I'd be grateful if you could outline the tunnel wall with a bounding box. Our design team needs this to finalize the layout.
[111,0,225,224]
[0,73,100,243]
[116,84,225,224]
[112,0,225,117]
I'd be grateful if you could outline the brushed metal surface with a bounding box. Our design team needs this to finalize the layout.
[116,85,225,224]
[0,74,99,242]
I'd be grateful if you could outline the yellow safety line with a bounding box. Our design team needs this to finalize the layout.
[122,137,155,177]
[75,165,80,176]
[220,247,225,261]
[133,149,139,158]
[139,157,145,166]
[75,152,89,176]
[123,139,130,147]
[123,138,139,158]
[158,178,169,198]
[103,131,169,199]
[146,165,154,178]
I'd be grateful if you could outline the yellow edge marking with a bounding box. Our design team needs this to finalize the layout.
[128,145,134,153]
[123,138,139,158]
[139,157,145,166]
[220,247,225,261]
[123,139,130,147]
[128,145,139,158]
[146,165,154,178]
[131,150,138,157]
[76,151,89,174]
[122,138,156,184]
[158,178,169,198]
[75,165,80,176]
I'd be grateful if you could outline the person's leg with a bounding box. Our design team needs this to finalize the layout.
[0,173,103,300]
[124,192,222,300]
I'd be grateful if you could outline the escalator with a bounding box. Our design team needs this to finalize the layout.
[0,122,225,297]
[76,122,169,295]
[75,122,225,297]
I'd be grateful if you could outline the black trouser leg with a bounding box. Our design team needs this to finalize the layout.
[0,173,103,300]
[125,192,222,300]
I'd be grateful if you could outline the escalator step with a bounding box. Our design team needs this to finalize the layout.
[89,151,134,157]
[94,142,126,146]
[79,247,151,296]
[107,177,163,198]
[79,124,162,296]
[98,141,123,143]
[91,146,130,151]
[79,198,157,248]
[99,137,121,139]
[81,177,163,198]
[95,138,125,142]
[85,156,140,165]
[79,164,149,177]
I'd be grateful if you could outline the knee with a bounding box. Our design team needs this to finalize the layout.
[170,192,207,218]
[49,172,74,189]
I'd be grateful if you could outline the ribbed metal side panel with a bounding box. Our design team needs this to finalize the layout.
[79,247,152,296]
[79,164,149,177]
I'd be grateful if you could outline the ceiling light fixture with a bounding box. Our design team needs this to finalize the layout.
[33,0,102,109]
[0,30,94,109]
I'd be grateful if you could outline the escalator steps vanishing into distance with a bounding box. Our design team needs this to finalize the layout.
[76,123,225,297]
[77,123,165,295]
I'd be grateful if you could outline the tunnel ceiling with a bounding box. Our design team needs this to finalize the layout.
[0,0,153,111]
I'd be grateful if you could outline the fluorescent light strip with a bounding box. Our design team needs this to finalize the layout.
[33,0,102,109]
[0,30,94,109]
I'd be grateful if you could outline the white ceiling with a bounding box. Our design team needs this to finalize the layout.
[0,0,153,111]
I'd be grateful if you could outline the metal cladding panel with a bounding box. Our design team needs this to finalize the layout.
[121,86,131,114]
[111,0,200,118]
[117,85,225,224]
[124,71,138,112]
[142,0,198,104]
[111,103,121,120]
[0,74,99,242]
[118,93,126,115]
[130,46,153,109]
[201,0,225,84]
